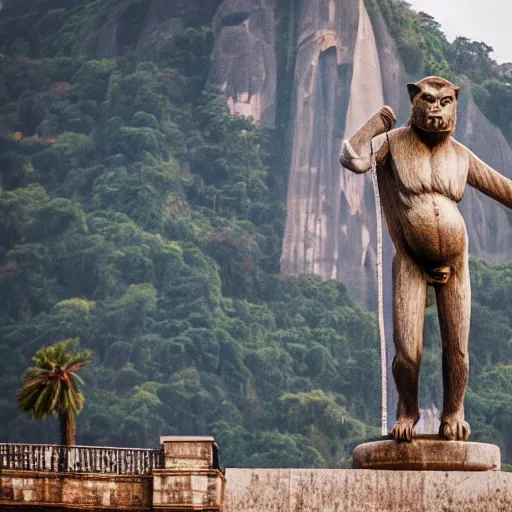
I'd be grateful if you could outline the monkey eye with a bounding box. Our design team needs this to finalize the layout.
[422,94,436,103]
[441,97,453,106]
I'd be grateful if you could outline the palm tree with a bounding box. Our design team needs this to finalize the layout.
[17,338,93,445]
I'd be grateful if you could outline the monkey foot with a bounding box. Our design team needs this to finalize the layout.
[439,417,471,441]
[390,416,418,443]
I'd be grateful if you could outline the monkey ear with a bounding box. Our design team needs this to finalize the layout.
[453,86,461,100]
[407,83,421,102]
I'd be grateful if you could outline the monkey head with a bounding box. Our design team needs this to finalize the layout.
[407,76,460,135]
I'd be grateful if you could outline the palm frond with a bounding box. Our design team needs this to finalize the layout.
[66,360,93,373]
[32,382,55,419]
[49,379,62,413]
[68,372,85,386]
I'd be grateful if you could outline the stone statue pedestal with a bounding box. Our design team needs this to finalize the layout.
[352,435,501,471]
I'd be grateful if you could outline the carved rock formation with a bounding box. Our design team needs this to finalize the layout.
[209,0,277,127]
[281,0,385,306]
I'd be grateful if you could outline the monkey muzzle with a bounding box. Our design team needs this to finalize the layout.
[426,115,448,131]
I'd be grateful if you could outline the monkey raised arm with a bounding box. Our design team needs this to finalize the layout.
[467,150,512,209]
[340,106,396,173]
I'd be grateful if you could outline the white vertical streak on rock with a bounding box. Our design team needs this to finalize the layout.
[341,0,384,217]
[329,0,335,25]
[282,52,319,275]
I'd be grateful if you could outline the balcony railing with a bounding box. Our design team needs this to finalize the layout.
[0,443,163,475]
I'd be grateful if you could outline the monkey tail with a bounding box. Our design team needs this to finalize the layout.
[371,138,388,437]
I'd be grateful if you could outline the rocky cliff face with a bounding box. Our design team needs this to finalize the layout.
[210,0,512,307]
[281,0,376,304]
[209,0,277,126]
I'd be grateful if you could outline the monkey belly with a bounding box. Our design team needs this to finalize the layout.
[400,194,467,265]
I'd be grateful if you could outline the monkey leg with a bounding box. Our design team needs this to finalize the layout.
[391,251,427,442]
[435,253,471,441]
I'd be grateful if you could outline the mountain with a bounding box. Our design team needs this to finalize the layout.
[1,0,512,466]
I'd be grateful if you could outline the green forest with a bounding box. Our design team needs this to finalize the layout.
[0,0,512,469]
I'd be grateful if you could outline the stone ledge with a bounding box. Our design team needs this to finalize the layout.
[0,469,153,480]
[225,468,512,512]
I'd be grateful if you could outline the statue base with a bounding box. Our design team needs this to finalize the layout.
[352,435,501,471]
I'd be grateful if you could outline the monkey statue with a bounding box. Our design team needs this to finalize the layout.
[340,76,512,442]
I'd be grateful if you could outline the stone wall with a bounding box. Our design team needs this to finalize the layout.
[225,468,512,512]
[0,471,152,511]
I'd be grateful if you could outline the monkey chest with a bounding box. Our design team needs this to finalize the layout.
[388,139,469,202]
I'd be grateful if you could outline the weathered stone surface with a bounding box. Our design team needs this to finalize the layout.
[225,468,512,512]
[152,436,225,510]
[152,469,225,510]
[160,436,216,469]
[0,468,225,511]
[209,0,277,126]
[280,0,357,276]
[0,470,152,510]
[134,0,184,61]
[352,436,501,471]
[280,0,383,306]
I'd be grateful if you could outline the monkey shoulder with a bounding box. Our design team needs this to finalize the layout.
[437,139,471,188]
[386,127,411,141]
[449,138,472,163]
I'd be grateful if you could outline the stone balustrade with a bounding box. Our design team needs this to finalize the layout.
[0,436,225,511]
[0,443,163,474]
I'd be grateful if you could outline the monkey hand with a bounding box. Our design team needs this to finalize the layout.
[341,106,395,172]
[379,106,396,131]
[358,106,396,141]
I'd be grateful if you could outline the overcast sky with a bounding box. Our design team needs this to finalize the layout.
[407,0,512,63]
